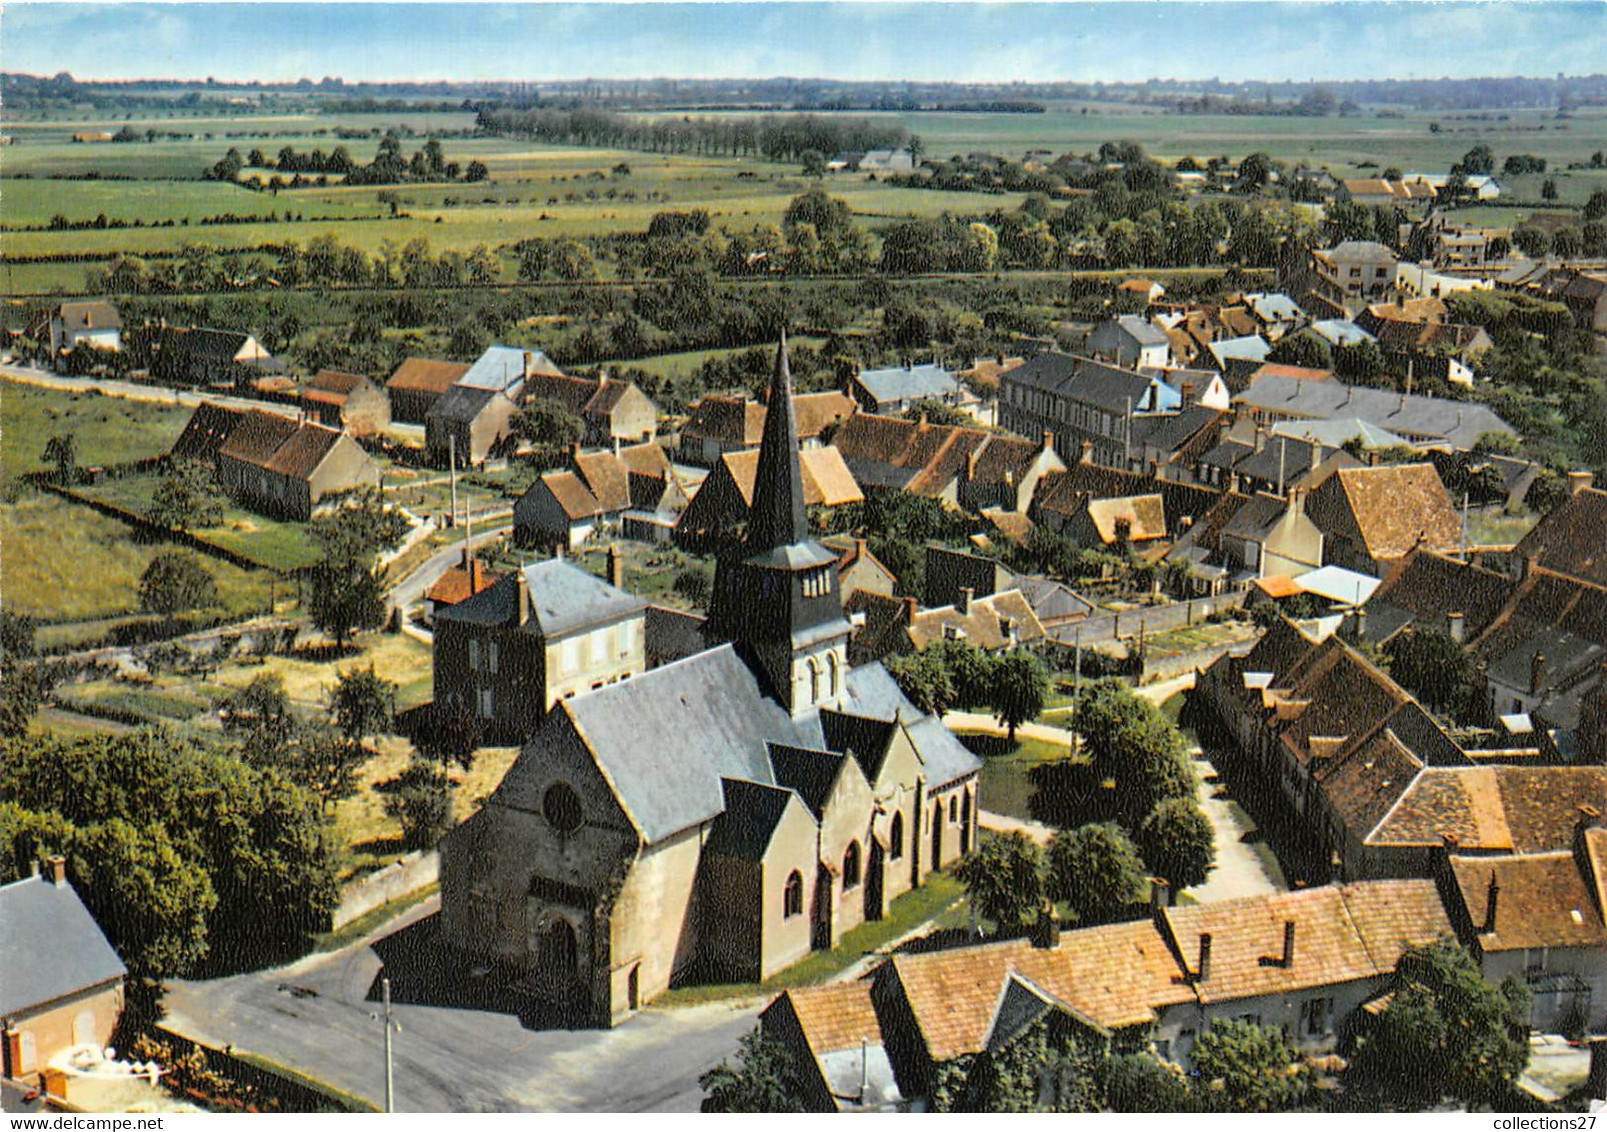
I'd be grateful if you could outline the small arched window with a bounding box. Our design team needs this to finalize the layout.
[843,841,862,890]
[808,657,821,704]
[949,796,958,823]
[783,870,804,918]
[890,812,904,860]
[827,652,840,697]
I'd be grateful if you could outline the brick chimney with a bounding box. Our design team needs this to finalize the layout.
[1567,470,1595,496]
[1079,440,1094,465]
[1280,920,1296,968]
[957,587,973,616]
[515,568,530,627]
[1483,871,1500,934]
[469,557,484,594]
[1149,877,1169,912]
[1196,933,1213,982]
[1446,611,1465,643]
[523,350,533,379]
[1530,651,1547,697]
[607,544,624,589]
[1180,381,1194,407]
[46,855,67,887]
[1253,425,1267,453]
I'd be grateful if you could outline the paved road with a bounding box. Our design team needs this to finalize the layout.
[389,525,512,615]
[162,897,763,1112]
[941,710,1073,748]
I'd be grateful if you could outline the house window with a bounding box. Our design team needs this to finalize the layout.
[469,638,481,671]
[487,640,499,675]
[1304,997,1334,1036]
[561,637,580,674]
[890,813,904,860]
[1524,947,1548,974]
[828,652,840,697]
[783,870,804,918]
[478,687,494,719]
[843,842,862,890]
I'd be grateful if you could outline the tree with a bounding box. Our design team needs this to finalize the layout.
[414,698,483,772]
[284,723,369,809]
[1046,822,1147,926]
[1346,939,1530,1110]
[1136,798,1215,894]
[800,149,826,178]
[1457,143,1495,176]
[1237,152,1273,191]
[221,674,296,766]
[138,552,218,623]
[330,665,395,750]
[306,562,387,648]
[381,759,453,849]
[1382,628,1484,723]
[1099,1053,1189,1112]
[1076,680,1197,826]
[902,398,971,428]
[0,659,42,740]
[513,397,583,467]
[147,460,226,530]
[42,434,76,484]
[1190,1019,1314,1112]
[1584,188,1607,224]
[1541,178,1559,202]
[955,831,1046,936]
[885,648,957,717]
[699,1028,805,1112]
[464,160,489,182]
[306,491,408,647]
[1267,330,1332,370]
[987,650,1049,741]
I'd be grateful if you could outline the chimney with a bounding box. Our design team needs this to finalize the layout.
[570,441,582,464]
[957,587,973,616]
[1568,470,1595,496]
[1530,651,1547,696]
[460,546,472,569]
[854,536,867,561]
[46,856,68,887]
[1150,878,1169,913]
[1483,871,1500,933]
[1446,611,1465,643]
[470,557,484,593]
[515,568,530,627]
[1031,901,1061,949]
[1180,380,1194,406]
[607,544,624,590]
[1042,429,1055,454]
[1196,933,1213,982]
[523,350,533,379]
[1353,605,1368,639]
[1253,425,1267,453]
[1521,554,1538,581]
[902,596,917,625]
[1281,920,1296,968]
[1079,440,1094,465]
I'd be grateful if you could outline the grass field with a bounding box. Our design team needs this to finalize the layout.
[1,381,194,479]
[0,489,273,624]
[960,731,1075,823]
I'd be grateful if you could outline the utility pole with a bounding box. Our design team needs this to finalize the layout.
[382,976,395,1114]
[448,433,459,532]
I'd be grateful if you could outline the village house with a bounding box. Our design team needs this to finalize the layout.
[922,544,1094,631]
[678,391,856,467]
[673,445,862,548]
[1233,372,1514,451]
[0,860,126,1086]
[302,368,392,437]
[765,879,1453,1108]
[1128,405,1232,482]
[29,300,122,357]
[1116,277,1166,304]
[422,550,503,625]
[169,402,381,521]
[848,586,1046,663]
[848,363,971,417]
[821,535,898,604]
[1217,490,1325,580]
[999,353,1182,469]
[523,370,657,448]
[433,550,648,744]
[831,414,1063,514]
[438,341,981,1026]
[1243,292,1310,342]
[424,346,556,467]
[1086,314,1172,369]
[1204,335,1273,386]
[1304,464,1462,576]
[515,469,605,551]
[1309,241,1401,315]
[1336,179,1435,209]
[385,357,471,424]
[144,326,274,387]
[1308,318,1376,351]
[1029,478,1169,551]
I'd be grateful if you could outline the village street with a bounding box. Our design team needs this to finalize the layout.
[162,897,764,1113]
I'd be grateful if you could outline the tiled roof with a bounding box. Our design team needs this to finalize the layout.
[262,422,343,479]
[791,391,858,440]
[306,369,368,401]
[1370,766,1607,851]
[1084,495,1167,543]
[539,469,602,520]
[387,357,471,395]
[774,981,883,1055]
[171,401,246,463]
[1512,488,1607,588]
[1249,363,1334,383]
[524,371,600,416]
[1449,851,1607,953]
[1315,725,1426,838]
[721,446,864,509]
[424,558,503,607]
[573,450,632,513]
[905,590,1046,651]
[1307,464,1461,562]
[217,408,300,467]
[1468,569,1607,690]
[685,395,766,447]
[1362,549,1516,643]
[56,301,121,332]
[958,357,1025,389]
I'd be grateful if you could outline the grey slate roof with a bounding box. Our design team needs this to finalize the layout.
[560,646,980,844]
[460,345,553,391]
[769,744,848,820]
[436,558,646,637]
[1234,375,1514,449]
[1310,319,1376,348]
[1109,314,1169,347]
[428,383,504,425]
[1208,335,1272,368]
[706,778,794,860]
[1246,292,1307,325]
[0,876,126,1016]
[854,364,960,406]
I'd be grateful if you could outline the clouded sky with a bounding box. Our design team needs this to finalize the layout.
[5,2,1603,85]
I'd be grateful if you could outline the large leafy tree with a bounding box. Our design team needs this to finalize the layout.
[884,648,957,717]
[221,673,296,766]
[956,831,1046,937]
[1346,939,1530,1110]
[147,459,226,531]
[330,665,395,748]
[988,650,1049,742]
[1136,797,1215,895]
[1076,680,1197,826]
[700,1029,806,1113]
[138,552,218,623]
[1382,628,1485,725]
[306,490,408,647]
[382,759,453,850]
[1046,822,1148,927]
[513,396,583,468]
[1190,1019,1315,1112]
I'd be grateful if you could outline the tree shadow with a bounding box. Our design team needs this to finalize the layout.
[288,642,355,664]
[364,913,583,1032]
[351,834,406,856]
[957,733,1017,759]
[1027,761,1118,827]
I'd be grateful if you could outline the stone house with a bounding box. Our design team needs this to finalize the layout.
[1086,315,1171,369]
[433,554,648,744]
[385,357,471,424]
[1217,491,1325,579]
[523,371,657,448]
[145,326,273,387]
[438,340,980,1026]
[33,301,122,356]
[674,445,862,548]
[0,861,126,1084]
[515,470,604,551]
[821,535,898,604]
[831,415,1062,514]
[1305,464,1462,576]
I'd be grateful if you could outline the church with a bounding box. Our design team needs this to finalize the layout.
[439,339,983,1027]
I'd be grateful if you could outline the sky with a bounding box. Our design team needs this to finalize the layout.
[4,2,1604,86]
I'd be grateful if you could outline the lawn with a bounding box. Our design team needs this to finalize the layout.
[1,381,195,480]
[1466,507,1541,546]
[656,871,966,1007]
[206,630,437,713]
[0,489,274,626]
[959,730,1077,823]
[77,471,322,571]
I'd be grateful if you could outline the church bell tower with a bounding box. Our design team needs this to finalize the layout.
[710,334,852,714]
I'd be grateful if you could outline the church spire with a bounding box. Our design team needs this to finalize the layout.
[745,332,809,553]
